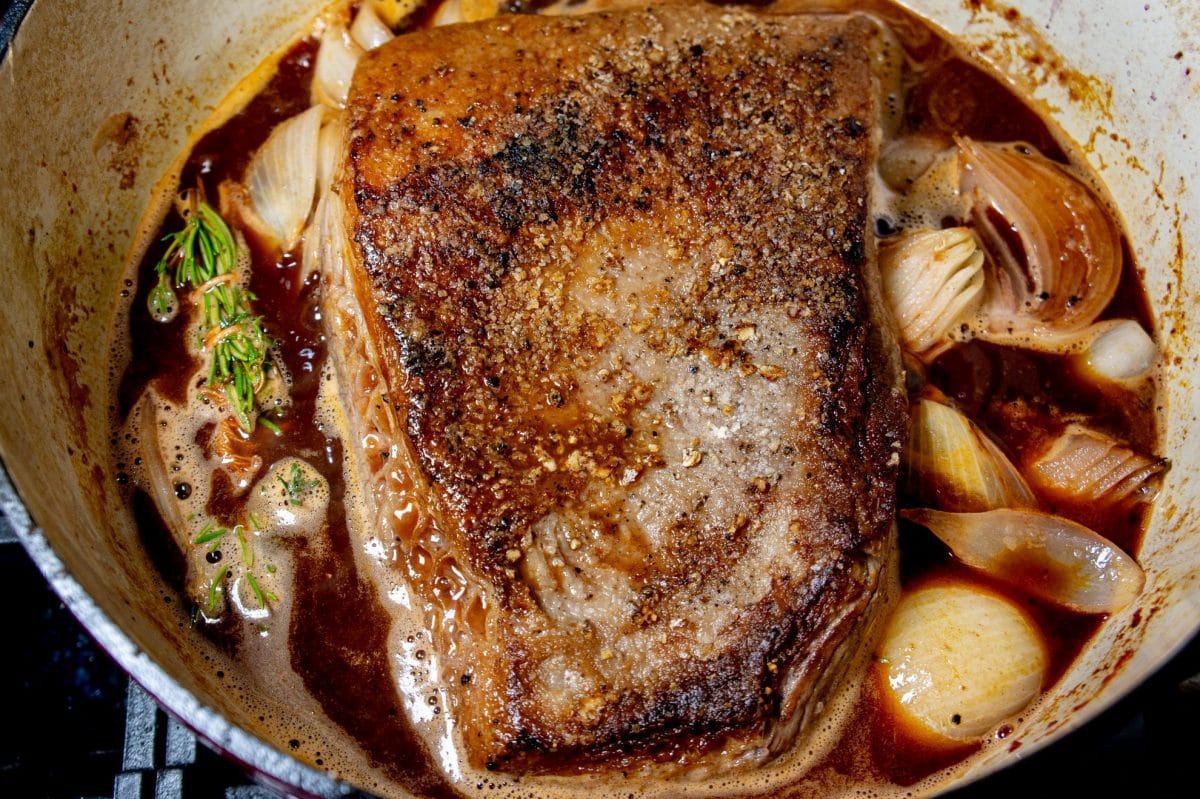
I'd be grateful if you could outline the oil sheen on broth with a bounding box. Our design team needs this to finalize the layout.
[111,1,1164,797]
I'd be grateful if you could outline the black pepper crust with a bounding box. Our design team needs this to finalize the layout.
[340,3,905,774]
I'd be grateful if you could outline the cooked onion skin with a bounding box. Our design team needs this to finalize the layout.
[906,397,1035,512]
[958,138,1123,339]
[902,507,1145,614]
[879,582,1046,742]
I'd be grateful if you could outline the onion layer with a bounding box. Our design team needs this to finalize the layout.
[902,507,1145,614]
[906,398,1035,512]
[959,138,1122,339]
[881,228,984,359]
[1027,425,1167,507]
[312,25,362,109]
[246,104,325,249]
[880,582,1046,741]
[351,4,395,51]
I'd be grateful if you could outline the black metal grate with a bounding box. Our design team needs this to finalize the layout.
[0,512,278,799]
[3,505,1200,798]
[107,681,278,799]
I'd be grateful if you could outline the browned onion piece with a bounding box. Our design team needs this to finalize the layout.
[881,228,984,360]
[958,137,1122,340]
[902,507,1145,614]
[1026,424,1168,507]
[906,397,1035,512]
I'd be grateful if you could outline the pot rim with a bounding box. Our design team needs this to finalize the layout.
[0,460,367,798]
[0,1,1196,798]
[0,5,367,795]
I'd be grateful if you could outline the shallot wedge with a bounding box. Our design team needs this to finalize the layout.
[958,138,1123,341]
[880,582,1046,741]
[350,3,394,51]
[881,228,984,360]
[902,507,1145,614]
[906,398,1035,512]
[246,104,325,249]
[1027,424,1167,507]
[312,25,361,109]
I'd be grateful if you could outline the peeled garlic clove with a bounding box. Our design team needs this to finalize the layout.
[246,458,330,539]
[880,581,1046,741]
[1076,319,1157,382]
[906,398,1035,511]
[246,104,324,249]
[902,507,1145,614]
[312,25,362,109]
[958,138,1122,338]
[351,3,394,51]
[1027,424,1167,507]
[881,228,984,360]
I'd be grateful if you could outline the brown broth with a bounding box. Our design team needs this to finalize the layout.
[113,1,1163,796]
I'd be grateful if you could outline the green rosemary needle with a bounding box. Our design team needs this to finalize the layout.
[207,564,230,612]
[149,190,271,433]
[279,462,320,506]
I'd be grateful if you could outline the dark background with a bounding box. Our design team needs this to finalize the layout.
[3,521,1198,798]
[0,0,1196,797]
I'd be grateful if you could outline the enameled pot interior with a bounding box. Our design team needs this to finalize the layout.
[0,1,1197,796]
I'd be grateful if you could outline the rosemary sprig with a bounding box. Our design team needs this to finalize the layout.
[235,524,254,569]
[149,190,271,433]
[193,523,227,546]
[193,516,280,616]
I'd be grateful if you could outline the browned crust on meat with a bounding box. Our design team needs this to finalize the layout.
[340,4,904,772]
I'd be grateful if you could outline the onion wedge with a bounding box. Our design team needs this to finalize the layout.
[906,398,1035,512]
[1026,424,1167,507]
[902,507,1145,614]
[312,25,362,109]
[351,4,394,51]
[245,104,325,249]
[880,582,1046,741]
[881,228,984,359]
[958,138,1123,342]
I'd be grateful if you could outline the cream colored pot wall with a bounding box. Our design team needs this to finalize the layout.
[0,1,1196,796]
